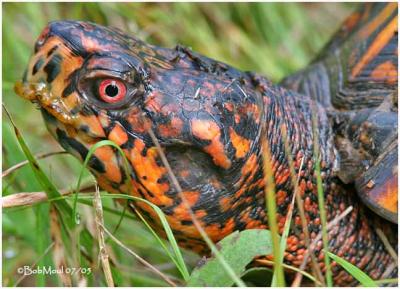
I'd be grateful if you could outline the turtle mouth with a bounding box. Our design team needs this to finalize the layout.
[14,80,77,126]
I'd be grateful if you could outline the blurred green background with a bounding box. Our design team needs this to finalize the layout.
[3,2,356,286]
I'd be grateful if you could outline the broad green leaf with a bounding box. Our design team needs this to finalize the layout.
[187,229,273,287]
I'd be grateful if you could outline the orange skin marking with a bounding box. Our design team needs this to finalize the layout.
[27,37,59,80]
[195,210,207,218]
[191,119,220,140]
[245,220,266,230]
[128,139,172,206]
[370,60,397,84]
[167,191,200,221]
[94,146,122,183]
[342,12,361,32]
[80,33,122,53]
[158,117,183,138]
[98,111,110,128]
[126,108,151,133]
[224,102,234,112]
[86,57,116,70]
[28,37,84,112]
[229,127,251,159]
[276,190,287,206]
[202,223,226,241]
[200,82,216,98]
[182,191,200,207]
[358,3,397,39]
[51,55,82,96]
[145,91,164,113]
[138,45,157,57]
[178,169,190,179]
[63,92,80,111]
[351,15,398,78]
[234,187,246,199]
[191,119,231,169]
[78,115,106,137]
[275,168,290,186]
[375,174,398,214]
[235,153,258,195]
[146,56,174,70]
[221,218,236,235]
[219,196,231,212]
[234,114,241,124]
[239,103,261,124]
[109,124,128,146]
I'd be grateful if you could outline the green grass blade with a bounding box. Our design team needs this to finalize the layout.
[103,193,190,281]
[374,278,398,285]
[326,251,377,287]
[261,140,285,286]
[34,204,51,286]
[146,128,246,287]
[4,106,94,259]
[73,140,190,280]
[312,112,333,286]
[131,206,190,281]
[4,108,72,219]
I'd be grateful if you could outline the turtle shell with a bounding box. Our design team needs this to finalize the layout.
[281,3,398,223]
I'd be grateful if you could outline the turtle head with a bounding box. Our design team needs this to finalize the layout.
[15,21,266,247]
[15,20,263,173]
[15,20,150,134]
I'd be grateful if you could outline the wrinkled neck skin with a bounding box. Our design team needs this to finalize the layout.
[19,20,396,285]
[46,47,337,250]
[43,49,395,285]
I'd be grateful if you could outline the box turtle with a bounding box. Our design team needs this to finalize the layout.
[14,2,397,286]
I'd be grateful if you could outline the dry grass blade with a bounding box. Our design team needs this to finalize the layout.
[146,125,247,287]
[375,228,398,265]
[14,242,55,287]
[291,205,353,286]
[49,206,72,286]
[2,151,67,178]
[100,223,177,287]
[382,263,398,282]
[280,124,324,285]
[255,259,323,286]
[2,183,95,209]
[93,185,114,287]
[3,192,50,208]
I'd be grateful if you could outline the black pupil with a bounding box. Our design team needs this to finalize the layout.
[105,84,119,97]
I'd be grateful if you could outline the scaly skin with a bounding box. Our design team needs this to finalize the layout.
[15,18,397,286]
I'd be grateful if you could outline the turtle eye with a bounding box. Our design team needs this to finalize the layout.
[98,79,126,103]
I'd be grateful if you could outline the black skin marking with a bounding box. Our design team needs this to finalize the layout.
[181,220,193,226]
[44,54,62,83]
[32,57,45,75]
[62,80,77,98]
[55,128,105,173]
[47,45,59,57]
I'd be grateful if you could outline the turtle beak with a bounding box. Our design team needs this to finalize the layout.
[14,78,77,125]
[14,80,48,102]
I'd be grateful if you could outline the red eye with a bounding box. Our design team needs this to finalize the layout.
[98,79,126,103]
